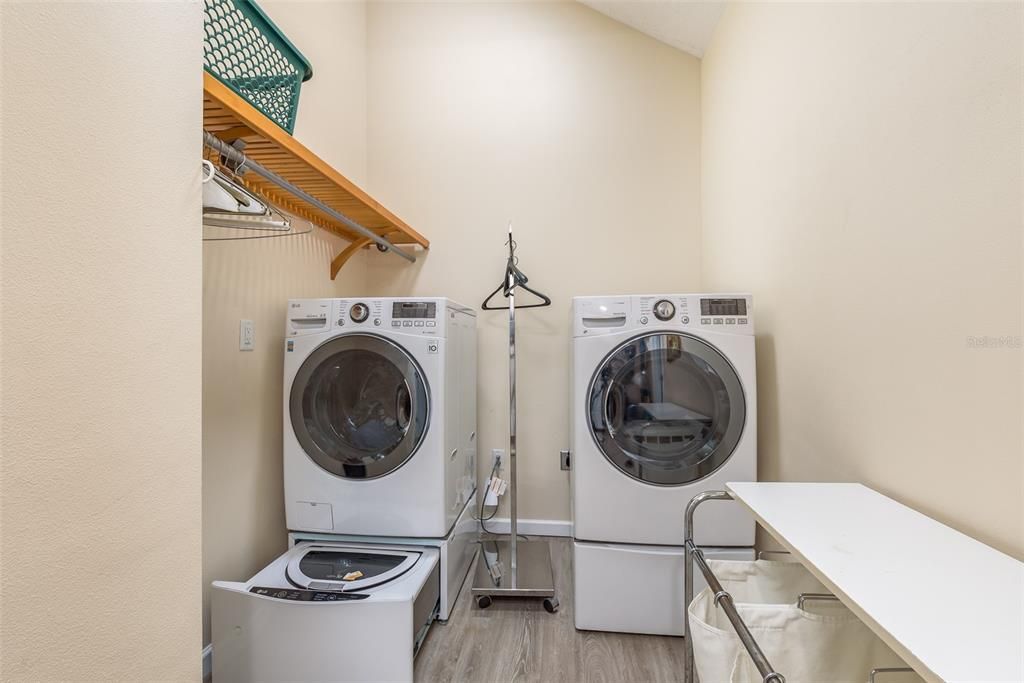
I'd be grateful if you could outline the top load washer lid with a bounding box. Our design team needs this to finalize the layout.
[287,545,421,592]
[588,332,746,486]
[290,333,429,480]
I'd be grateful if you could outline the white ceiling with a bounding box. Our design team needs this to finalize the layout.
[578,1,726,58]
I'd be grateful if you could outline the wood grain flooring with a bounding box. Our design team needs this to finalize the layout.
[414,538,685,683]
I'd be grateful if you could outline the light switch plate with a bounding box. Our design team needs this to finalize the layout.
[239,319,255,351]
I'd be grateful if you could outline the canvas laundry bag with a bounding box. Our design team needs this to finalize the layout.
[688,559,922,683]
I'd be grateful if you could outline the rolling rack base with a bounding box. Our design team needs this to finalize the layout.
[471,540,559,613]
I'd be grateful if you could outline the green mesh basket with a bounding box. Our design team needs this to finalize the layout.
[204,0,313,134]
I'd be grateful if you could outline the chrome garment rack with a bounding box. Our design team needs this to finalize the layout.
[471,224,558,613]
[202,131,415,263]
[683,491,916,683]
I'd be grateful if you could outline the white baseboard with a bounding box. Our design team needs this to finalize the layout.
[202,644,212,680]
[482,517,573,537]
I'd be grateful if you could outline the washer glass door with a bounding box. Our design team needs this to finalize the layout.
[290,334,429,479]
[588,332,746,486]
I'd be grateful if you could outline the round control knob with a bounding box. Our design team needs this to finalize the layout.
[349,303,370,323]
[653,299,675,321]
[681,315,690,324]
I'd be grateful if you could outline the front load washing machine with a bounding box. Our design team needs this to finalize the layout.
[571,294,757,636]
[284,298,477,538]
[211,541,439,682]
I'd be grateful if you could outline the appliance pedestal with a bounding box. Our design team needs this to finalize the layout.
[573,539,754,635]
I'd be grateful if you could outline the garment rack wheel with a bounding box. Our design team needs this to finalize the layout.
[474,594,557,612]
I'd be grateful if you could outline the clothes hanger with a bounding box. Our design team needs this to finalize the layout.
[204,163,276,217]
[481,224,552,310]
[202,159,295,234]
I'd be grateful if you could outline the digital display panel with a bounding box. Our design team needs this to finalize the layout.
[700,298,747,316]
[392,302,437,319]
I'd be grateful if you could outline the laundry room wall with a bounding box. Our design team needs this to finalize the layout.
[201,0,374,647]
[362,0,703,525]
[0,2,202,680]
[701,3,1024,558]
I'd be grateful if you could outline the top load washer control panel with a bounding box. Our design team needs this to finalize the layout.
[249,586,370,601]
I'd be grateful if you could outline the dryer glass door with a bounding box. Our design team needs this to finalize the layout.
[290,334,429,479]
[588,332,746,486]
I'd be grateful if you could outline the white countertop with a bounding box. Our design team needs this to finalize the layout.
[725,482,1024,683]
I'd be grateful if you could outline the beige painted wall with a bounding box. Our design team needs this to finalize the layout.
[364,0,703,522]
[201,1,701,648]
[201,0,374,647]
[701,2,1024,558]
[0,2,202,680]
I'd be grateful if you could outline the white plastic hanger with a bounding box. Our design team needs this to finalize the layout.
[202,159,291,232]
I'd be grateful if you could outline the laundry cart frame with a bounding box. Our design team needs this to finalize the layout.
[682,490,918,683]
[683,490,786,683]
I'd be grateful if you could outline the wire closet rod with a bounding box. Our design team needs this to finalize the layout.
[202,131,416,263]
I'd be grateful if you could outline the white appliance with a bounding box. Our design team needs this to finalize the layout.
[211,541,440,683]
[284,297,477,538]
[571,294,757,636]
[290,488,479,622]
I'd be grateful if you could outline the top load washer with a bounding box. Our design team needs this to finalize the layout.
[571,294,757,547]
[284,298,477,538]
[212,541,441,682]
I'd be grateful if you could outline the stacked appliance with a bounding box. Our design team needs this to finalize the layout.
[212,298,478,682]
[571,294,757,636]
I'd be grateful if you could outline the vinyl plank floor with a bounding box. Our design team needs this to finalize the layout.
[415,537,685,683]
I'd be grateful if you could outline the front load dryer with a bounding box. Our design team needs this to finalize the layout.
[284,298,477,538]
[571,294,757,636]
[211,541,440,682]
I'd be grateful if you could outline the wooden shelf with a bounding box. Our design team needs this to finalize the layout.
[203,72,428,275]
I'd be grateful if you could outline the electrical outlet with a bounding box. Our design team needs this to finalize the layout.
[239,319,255,351]
[491,448,504,469]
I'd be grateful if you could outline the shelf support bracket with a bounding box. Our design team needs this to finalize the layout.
[331,237,374,280]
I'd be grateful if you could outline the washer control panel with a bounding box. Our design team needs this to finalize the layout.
[250,586,369,602]
[335,299,440,335]
[574,294,753,337]
[287,298,474,337]
[387,300,440,332]
[697,297,749,328]
[637,295,692,328]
